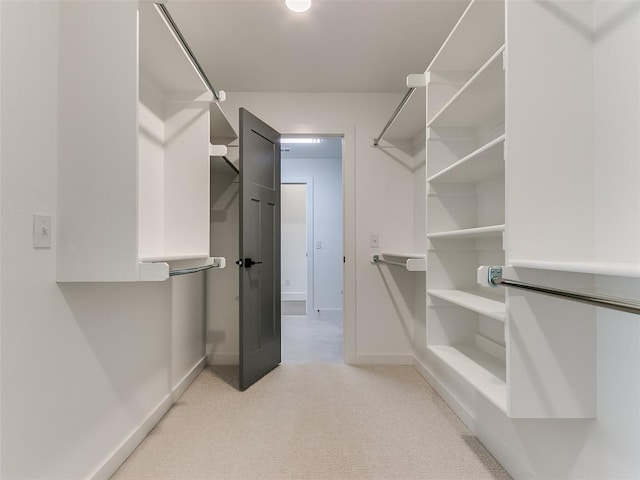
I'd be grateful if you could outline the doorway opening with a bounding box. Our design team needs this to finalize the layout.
[280,135,344,363]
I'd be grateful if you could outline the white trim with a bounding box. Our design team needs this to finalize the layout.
[207,352,239,365]
[412,357,535,480]
[352,353,414,365]
[282,292,306,302]
[91,356,207,480]
[342,127,356,365]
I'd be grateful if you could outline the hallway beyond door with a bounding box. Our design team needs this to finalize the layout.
[281,310,343,363]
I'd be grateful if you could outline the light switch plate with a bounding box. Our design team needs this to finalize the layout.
[33,214,52,248]
[370,234,379,248]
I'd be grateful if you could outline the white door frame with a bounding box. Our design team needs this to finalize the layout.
[281,177,314,315]
[281,131,352,364]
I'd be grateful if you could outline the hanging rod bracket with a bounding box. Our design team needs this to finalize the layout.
[406,73,427,88]
[488,266,503,287]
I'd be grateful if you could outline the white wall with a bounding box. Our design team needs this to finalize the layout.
[1,3,206,478]
[282,156,343,311]
[281,184,307,301]
[216,92,418,364]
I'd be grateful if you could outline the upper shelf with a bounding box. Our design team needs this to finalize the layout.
[508,259,640,279]
[381,87,427,143]
[138,3,211,100]
[427,0,505,75]
[210,103,237,146]
[428,47,505,128]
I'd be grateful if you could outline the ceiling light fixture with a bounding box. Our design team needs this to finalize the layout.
[285,0,312,13]
[281,137,320,144]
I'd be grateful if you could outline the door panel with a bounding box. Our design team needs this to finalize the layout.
[239,108,281,391]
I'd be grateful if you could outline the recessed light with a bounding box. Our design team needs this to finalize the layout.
[286,0,312,13]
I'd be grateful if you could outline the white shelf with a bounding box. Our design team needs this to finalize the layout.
[509,259,640,279]
[138,3,211,100]
[210,102,238,146]
[428,46,505,128]
[428,289,505,322]
[381,252,426,259]
[138,254,211,263]
[427,0,505,74]
[382,87,427,142]
[428,135,505,184]
[429,344,507,412]
[427,224,505,240]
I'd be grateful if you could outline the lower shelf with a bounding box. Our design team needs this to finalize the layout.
[428,344,507,412]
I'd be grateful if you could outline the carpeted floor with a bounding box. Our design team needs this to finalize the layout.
[110,365,511,480]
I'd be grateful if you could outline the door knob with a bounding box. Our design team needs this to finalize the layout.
[243,258,262,268]
[237,258,262,268]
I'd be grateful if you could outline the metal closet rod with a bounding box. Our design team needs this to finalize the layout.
[372,254,406,268]
[155,3,220,101]
[373,87,415,146]
[170,264,216,277]
[488,267,640,316]
[222,156,239,175]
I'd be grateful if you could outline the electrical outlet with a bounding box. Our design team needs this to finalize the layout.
[285,279,291,286]
[33,214,52,248]
[370,234,379,248]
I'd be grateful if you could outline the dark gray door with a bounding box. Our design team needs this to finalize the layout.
[238,108,281,391]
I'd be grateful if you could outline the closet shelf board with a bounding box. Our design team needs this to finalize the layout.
[381,252,426,259]
[139,3,210,97]
[429,344,507,412]
[210,102,238,146]
[427,224,505,240]
[138,253,210,263]
[428,46,505,128]
[428,289,505,321]
[428,135,505,184]
[509,259,640,279]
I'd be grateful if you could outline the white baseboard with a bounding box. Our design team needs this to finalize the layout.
[91,356,207,480]
[282,292,306,302]
[207,352,239,365]
[351,353,414,365]
[412,357,535,480]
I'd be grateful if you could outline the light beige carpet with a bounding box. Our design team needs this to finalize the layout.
[111,365,511,480]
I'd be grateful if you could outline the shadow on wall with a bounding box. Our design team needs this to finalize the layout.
[373,264,416,345]
[58,282,173,405]
[534,0,640,41]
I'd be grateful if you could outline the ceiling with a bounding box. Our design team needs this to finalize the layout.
[166,0,469,94]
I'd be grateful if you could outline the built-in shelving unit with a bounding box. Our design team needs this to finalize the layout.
[57,2,225,281]
[424,0,507,411]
